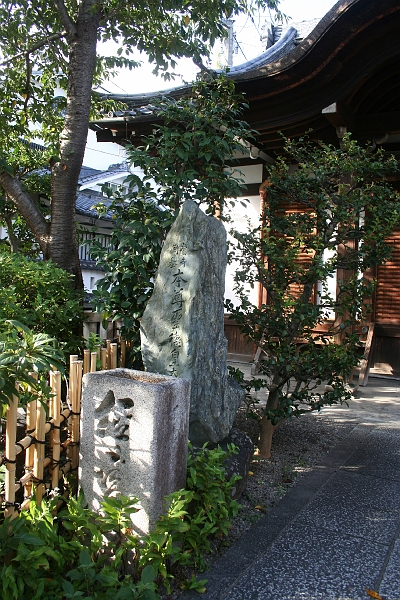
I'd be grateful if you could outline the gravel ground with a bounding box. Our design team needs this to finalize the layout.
[225,405,355,543]
[161,401,356,598]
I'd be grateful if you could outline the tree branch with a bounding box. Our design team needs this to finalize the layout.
[0,171,50,257]
[4,212,21,254]
[0,33,65,66]
[53,0,77,38]
[192,57,214,76]
[24,52,31,112]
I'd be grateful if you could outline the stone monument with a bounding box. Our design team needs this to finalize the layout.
[80,368,190,535]
[140,200,244,445]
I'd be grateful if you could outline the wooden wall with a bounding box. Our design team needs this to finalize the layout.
[224,315,255,357]
[370,227,400,377]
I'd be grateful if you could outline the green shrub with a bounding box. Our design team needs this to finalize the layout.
[138,443,241,585]
[0,444,241,598]
[0,252,82,356]
[90,195,174,369]
[0,320,64,415]
[180,442,241,565]
[0,495,158,600]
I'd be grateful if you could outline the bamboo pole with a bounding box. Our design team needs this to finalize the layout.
[101,347,107,370]
[106,340,111,369]
[33,398,46,504]
[49,376,55,458]
[24,374,37,499]
[0,408,70,468]
[69,355,79,369]
[20,498,31,511]
[67,361,76,469]
[90,352,97,373]
[83,349,90,375]
[5,394,18,519]
[70,361,82,472]
[68,354,78,438]
[110,343,118,369]
[120,339,126,368]
[17,457,51,494]
[49,371,62,491]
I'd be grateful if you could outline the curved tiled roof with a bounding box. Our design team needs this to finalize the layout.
[90,0,400,159]
[220,26,298,76]
[94,25,301,110]
[78,162,129,186]
[76,190,114,220]
[79,166,103,183]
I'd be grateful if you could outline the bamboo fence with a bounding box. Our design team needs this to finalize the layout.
[0,338,126,519]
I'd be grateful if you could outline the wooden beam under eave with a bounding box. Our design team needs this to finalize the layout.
[257,118,329,145]
[96,129,117,143]
[322,101,355,130]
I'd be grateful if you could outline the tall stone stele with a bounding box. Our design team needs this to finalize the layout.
[141,200,244,445]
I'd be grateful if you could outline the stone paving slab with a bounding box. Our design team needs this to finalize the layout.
[295,469,400,544]
[341,425,400,482]
[182,379,400,600]
[379,539,400,600]
[225,525,388,600]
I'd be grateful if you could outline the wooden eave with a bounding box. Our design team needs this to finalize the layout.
[90,0,400,164]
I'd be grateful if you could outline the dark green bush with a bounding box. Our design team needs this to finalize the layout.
[0,495,158,600]
[0,320,65,415]
[0,252,82,356]
[0,444,241,598]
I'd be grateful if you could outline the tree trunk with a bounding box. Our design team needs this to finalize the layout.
[49,1,101,291]
[258,415,276,459]
[257,383,281,458]
[0,2,101,291]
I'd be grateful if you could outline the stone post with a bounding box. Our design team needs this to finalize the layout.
[80,368,190,535]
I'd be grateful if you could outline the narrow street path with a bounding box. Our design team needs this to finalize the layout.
[183,378,400,600]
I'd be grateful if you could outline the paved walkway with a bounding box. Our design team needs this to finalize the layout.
[183,377,400,600]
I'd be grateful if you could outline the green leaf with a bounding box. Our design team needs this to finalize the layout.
[79,548,92,566]
[141,564,156,584]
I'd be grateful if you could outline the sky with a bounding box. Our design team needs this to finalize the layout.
[99,0,339,96]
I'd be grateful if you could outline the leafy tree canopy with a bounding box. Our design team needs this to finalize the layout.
[0,0,281,288]
[227,135,400,457]
[91,74,255,366]
[0,0,279,162]
[127,75,257,214]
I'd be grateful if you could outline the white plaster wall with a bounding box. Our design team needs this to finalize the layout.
[82,268,104,295]
[225,195,261,308]
[83,129,127,170]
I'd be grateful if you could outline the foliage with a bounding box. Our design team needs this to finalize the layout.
[0,0,262,162]
[84,332,103,370]
[0,495,158,600]
[90,193,175,368]
[126,74,254,217]
[90,75,254,366]
[0,443,241,598]
[0,0,281,287]
[0,199,39,257]
[0,320,64,416]
[138,442,241,583]
[179,442,241,568]
[0,252,83,357]
[85,332,103,353]
[227,135,400,457]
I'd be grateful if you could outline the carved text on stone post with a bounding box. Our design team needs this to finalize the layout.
[168,243,188,376]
